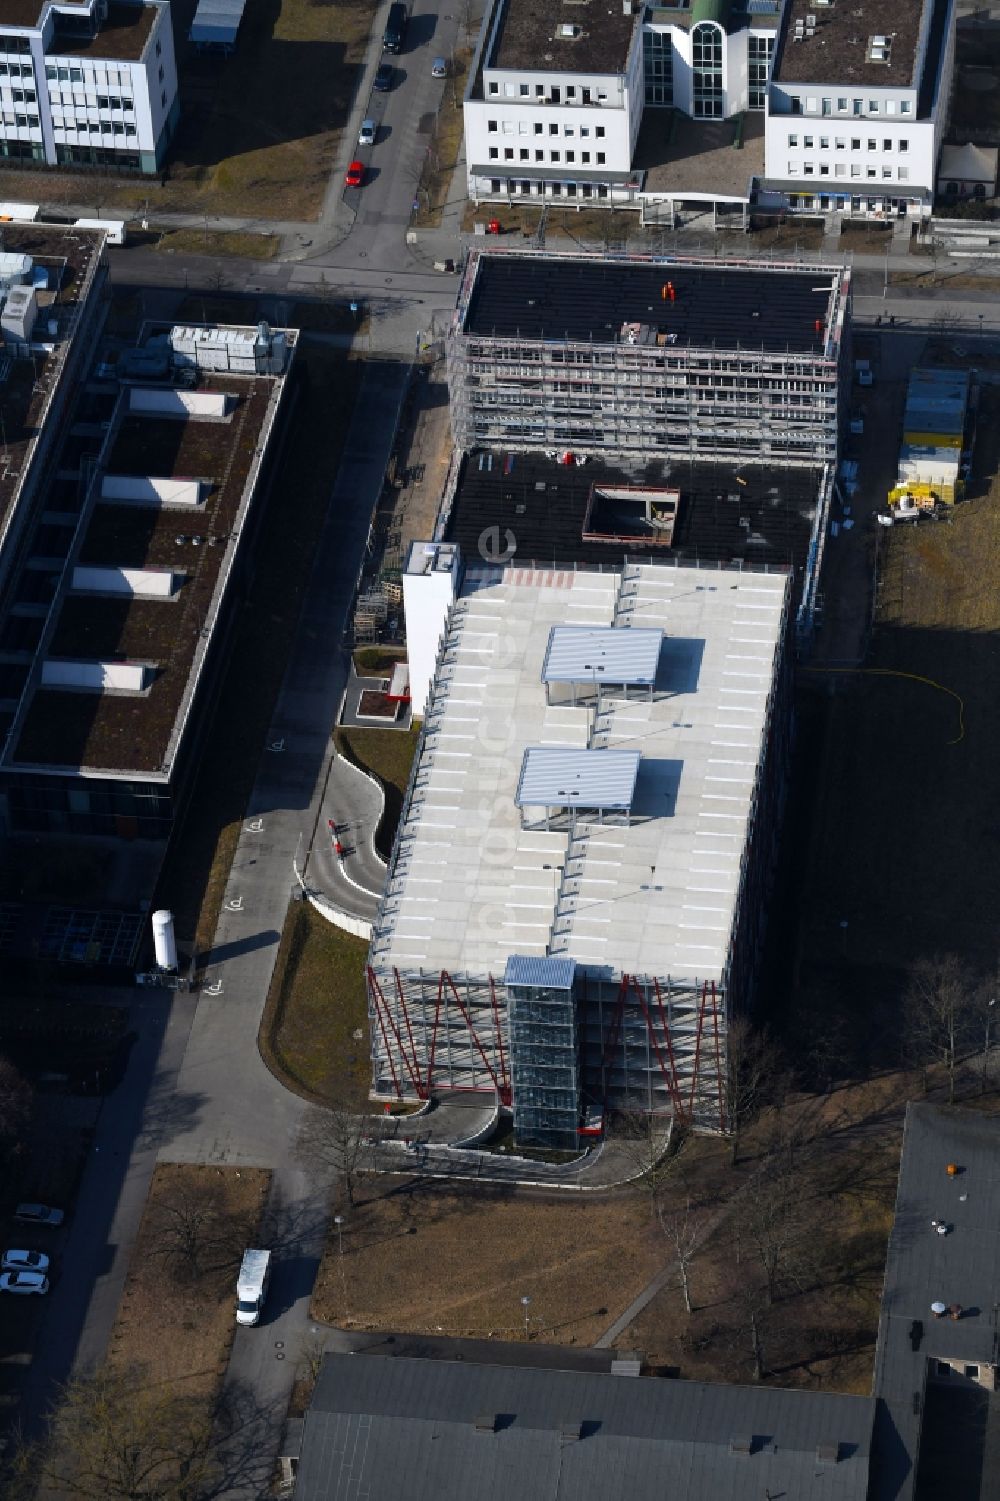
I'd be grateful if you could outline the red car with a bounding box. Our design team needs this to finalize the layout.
[345,160,364,188]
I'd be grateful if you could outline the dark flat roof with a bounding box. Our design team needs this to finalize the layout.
[462,254,836,353]
[774,0,924,88]
[490,0,638,75]
[296,1352,874,1501]
[444,451,820,581]
[0,225,104,550]
[870,1103,1000,1501]
[51,2,159,61]
[12,374,274,775]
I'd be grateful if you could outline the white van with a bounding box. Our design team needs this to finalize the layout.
[74,217,127,246]
[236,1248,272,1327]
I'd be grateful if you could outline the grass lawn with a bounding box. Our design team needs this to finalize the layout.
[0,0,373,221]
[155,229,280,259]
[353,645,407,675]
[413,50,472,228]
[311,1176,658,1344]
[107,1163,270,1398]
[261,901,370,1109]
[335,724,419,859]
[309,1076,919,1393]
[153,340,360,965]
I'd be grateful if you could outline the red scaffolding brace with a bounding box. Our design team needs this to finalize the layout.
[368,966,511,1105]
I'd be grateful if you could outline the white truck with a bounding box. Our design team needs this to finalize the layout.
[236,1248,272,1327]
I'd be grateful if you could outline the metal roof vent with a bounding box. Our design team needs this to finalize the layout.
[557,22,581,38]
[816,1442,842,1464]
[475,1413,499,1433]
[561,1421,583,1442]
[730,1435,753,1456]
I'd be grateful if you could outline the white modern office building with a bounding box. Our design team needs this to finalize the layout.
[464,0,956,218]
[0,0,179,175]
[464,0,781,205]
[763,0,956,219]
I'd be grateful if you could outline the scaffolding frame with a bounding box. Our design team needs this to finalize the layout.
[447,251,851,471]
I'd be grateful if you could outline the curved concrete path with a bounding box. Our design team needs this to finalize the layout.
[305,746,387,922]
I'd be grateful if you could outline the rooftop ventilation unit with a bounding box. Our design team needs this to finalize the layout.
[867,32,893,62]
[816,1442,842,1464]
[730,1436,754,1457]
[557,23,580,38]
[474,1414,499,1433]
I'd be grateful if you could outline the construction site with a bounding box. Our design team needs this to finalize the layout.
[367,547,792,1148]
[447,251,851,467]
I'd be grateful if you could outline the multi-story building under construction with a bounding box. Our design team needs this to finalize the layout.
[367,544,792,1149]
[447,250,851,469]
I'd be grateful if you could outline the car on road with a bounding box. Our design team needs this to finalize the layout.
[0,1270,49,1295]
[13,1203,64,1227]
[373,63,394,91]
[432,56,447,77]
[2,1249,50,1273]
[345,160,365,188]
[358,118,377,147]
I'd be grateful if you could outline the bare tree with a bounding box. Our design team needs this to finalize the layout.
[902,952,979,1103]
[9,1364,220,1500]
[732,1155,812,1307]
[295,1095,375,1208]
[146,1176,247,1287]
[657,1193,700,1315]
[731,1224,769,1382]
[725,1015,783,1166]
[617,1107,688,1218]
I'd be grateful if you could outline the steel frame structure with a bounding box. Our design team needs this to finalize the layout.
[447,251,851,471]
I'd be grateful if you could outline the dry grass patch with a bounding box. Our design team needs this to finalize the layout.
[413,50,472,228]
[107,1163,270,1398]
[262,901,371,1109]
[312,1177,658,1344]
[155,229,280,259]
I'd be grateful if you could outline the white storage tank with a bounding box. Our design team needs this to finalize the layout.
[152,909,178,971]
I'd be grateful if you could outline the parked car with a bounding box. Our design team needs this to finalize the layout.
[345,160,365,188]
[0,1271,49,1295]
[432,56,447,77]
[358,118,376,147]
[2,1249,50,1273]
[373,63,394,92]
[13,1203,64,1227]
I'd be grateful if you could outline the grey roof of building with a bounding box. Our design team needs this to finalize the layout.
[541,625,663,686]
[869,1103,1000,1501]
[295,1353,875,1501]
[515,746,641,810]
[470,162,638,186]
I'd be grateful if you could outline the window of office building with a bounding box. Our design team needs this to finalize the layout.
[692,21,723,118]
[748,34,772,111]
[643,28,673,106]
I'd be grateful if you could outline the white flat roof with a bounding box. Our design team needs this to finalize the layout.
[541,624,663,686]
[516,746,641,810]
[372,561,788,985]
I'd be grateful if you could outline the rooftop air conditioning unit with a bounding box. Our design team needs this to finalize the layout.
[558,23,580,38]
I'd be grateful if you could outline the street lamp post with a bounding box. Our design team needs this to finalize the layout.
[334,1214,345,1256]
[521,1295,532,1340]
[983,999,997,1094]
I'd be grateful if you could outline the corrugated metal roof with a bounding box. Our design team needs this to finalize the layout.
[505,955,576,989]
[541,625,663,686]
[515,747,641,810]
[295,1354,875,1501]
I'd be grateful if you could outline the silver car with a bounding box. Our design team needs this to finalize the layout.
[0,1270,49,1295]
[358,118,376,147]
[2,1249,50,1273]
